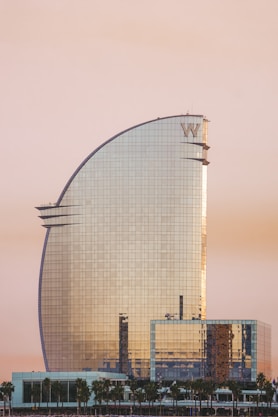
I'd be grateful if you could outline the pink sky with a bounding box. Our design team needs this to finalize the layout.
[0,0,278,382]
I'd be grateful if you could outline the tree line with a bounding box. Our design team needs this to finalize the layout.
[0,372,277,415]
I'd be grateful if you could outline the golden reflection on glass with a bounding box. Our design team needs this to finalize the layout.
[151,320,271,381]
[38,115,209,377]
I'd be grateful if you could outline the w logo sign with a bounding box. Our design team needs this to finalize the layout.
[181,123,200,137]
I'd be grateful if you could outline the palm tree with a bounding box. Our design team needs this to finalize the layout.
[129,379,138,408]
[183,379,192,401]
[76,378,89,414]
[257,372,266,415]
[192,379,205,416]
[91,380,101,404]
[80,381,91,413]
[228,380,241,416]
[264,380,275,412]
[0,381,15,415]
[31,383,41,409]
[51,380,63,409]
[257,372,266,394]
[43,377,51,410]
[169,382,180,415]
[203,380,216,415]
[144,381,158,415]
[0,388,3,412]
[92,380,106,414]
[135,388,145,415]
[110,383,124,414]
[185,379,196,416]
[102,379,111,413]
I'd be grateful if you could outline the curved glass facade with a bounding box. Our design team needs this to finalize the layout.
[37,115,209,378]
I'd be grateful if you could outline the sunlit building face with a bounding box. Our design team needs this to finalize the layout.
[150,320,271,382]
[37,115,209,378]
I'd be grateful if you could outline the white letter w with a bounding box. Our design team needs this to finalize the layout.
[181,123,200,137]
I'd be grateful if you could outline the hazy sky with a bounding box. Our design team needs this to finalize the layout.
[1,0,278,382]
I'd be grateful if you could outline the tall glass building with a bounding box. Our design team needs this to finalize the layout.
[37,115,209,378]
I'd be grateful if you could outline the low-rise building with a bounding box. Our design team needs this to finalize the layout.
[12,371,127,409]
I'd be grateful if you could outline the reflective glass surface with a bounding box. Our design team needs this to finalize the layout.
[38,115,208,378]
[150,320,271,382]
